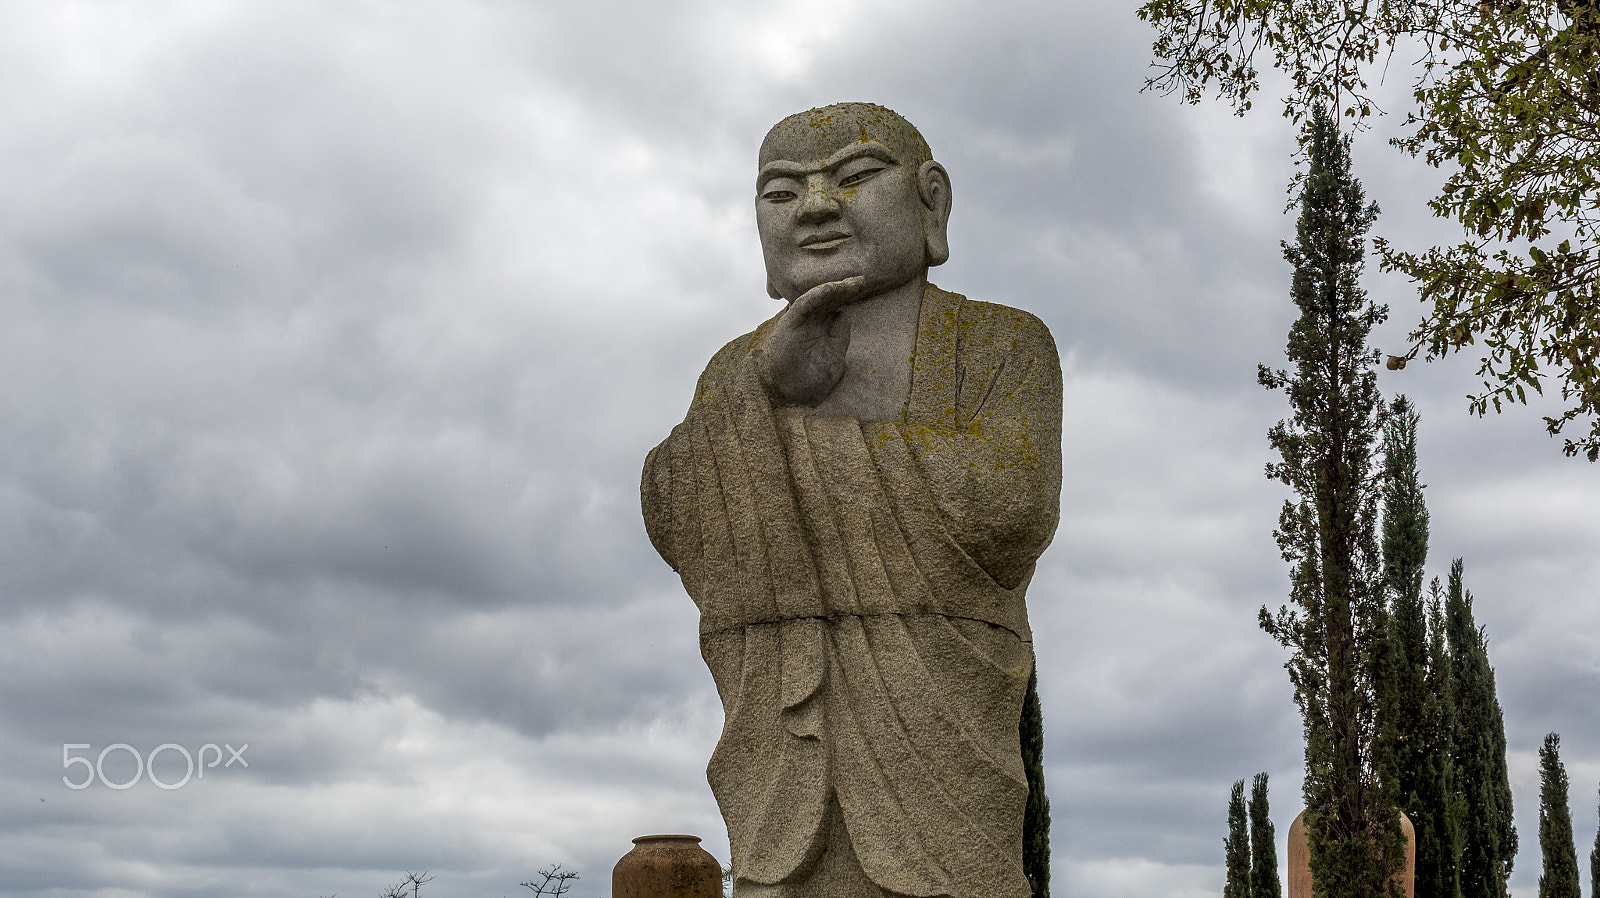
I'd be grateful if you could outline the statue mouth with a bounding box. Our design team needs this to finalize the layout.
[799,231,850,249]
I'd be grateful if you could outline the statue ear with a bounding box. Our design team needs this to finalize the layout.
[918,160,952,267]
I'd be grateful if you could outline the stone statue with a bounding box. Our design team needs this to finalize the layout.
[641,103,1062,898]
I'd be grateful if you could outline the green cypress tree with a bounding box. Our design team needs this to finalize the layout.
[1377,395,1429,806]
[1446,558,1516,898]
[1539,733,1582,898]
[1258,103,1402,898]
[1589,785,1599,898]
[1251,773,1283,898]
[1021,664,1050,898]
[1422,579,1463,898]
[1374,398,1459,898]
[1228,779,1252,898]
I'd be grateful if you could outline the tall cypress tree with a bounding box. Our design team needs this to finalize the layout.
[1227,779,1252,898]
[1375,398,1457,898]
[1423,579,1463,898]
[1251,773,1283,898]
[1539,733,1582,898]
[1377,395,1429,803]
[1258,104,1402,898]
[1446,558,1517,898]
[1021,664,1050,898]
[1589,785,1599,898]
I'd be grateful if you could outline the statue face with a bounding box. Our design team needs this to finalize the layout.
[755,109,946,302]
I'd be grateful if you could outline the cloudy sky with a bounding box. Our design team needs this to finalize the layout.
[2,2,1596,896]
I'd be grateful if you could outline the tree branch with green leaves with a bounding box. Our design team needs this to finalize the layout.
[1139,0,1600,460]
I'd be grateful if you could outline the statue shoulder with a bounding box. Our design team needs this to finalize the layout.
[691,310,785,403]
[927,285,1059,364]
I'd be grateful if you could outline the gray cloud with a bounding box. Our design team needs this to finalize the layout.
[1,1,1595,896]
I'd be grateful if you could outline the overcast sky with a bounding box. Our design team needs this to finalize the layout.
[2,2,1596,897]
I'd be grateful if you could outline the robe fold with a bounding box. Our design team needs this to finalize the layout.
[642,283,1062,898]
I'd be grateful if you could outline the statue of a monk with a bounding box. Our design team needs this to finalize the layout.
[641,103,1062,898]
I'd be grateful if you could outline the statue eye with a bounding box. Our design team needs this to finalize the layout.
[760,180,800,201]
[839,166,883,187]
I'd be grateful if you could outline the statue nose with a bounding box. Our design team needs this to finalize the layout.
[796,182,842,224]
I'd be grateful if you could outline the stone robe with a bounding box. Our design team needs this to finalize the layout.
[641,283,1061,898]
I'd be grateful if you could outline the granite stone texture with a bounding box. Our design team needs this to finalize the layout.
[642,103,1062,898]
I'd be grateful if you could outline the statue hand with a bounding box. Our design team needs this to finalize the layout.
[758,276,865,406]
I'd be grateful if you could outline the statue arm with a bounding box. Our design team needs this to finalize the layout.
[641,439,678,572]
[872,309,1062,590]
[640,329,770,577]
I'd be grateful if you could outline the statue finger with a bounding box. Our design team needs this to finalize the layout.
[791,276,866,320]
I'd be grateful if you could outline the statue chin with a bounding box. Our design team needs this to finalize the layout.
[773,266,926,306]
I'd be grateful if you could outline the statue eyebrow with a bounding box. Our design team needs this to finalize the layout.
[756,141,901,192]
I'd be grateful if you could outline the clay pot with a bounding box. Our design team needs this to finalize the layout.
[612,834,723,898]
[1288,809,1415,898]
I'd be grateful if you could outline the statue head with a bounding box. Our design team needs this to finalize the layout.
[755,103,952,302]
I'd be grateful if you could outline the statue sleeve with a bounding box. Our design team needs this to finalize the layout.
[873,302,1062,590]
[641,332,761,575]
[640,326,824,627]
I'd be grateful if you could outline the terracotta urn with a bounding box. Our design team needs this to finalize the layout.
[612,834,722,898]
[1288,808,1415,898]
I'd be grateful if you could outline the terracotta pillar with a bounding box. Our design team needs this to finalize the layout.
[613,834,722,898]
[1287,809,1415,898]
